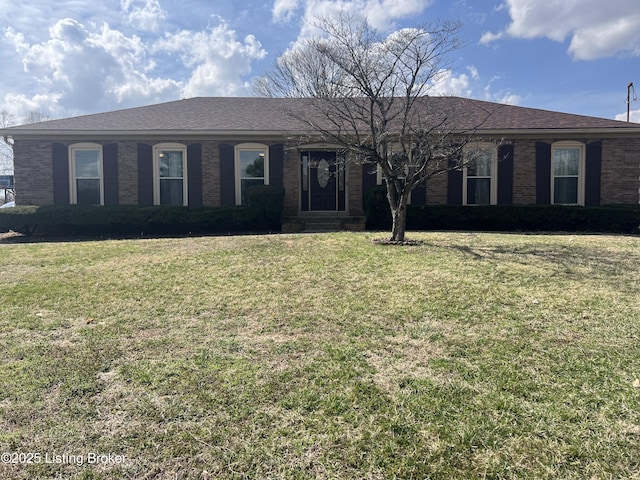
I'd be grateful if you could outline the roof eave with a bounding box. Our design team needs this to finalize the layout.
[0,129,316,139]
[3,126,640,139]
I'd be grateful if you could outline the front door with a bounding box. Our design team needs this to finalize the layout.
[301,151,345,211]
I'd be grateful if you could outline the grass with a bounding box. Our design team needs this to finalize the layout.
[0,231,639,479]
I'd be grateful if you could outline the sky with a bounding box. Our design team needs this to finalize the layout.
[0,0,639,126]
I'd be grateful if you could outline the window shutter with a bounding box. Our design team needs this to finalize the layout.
[52,143,70,205]
[361,163,378,205]
[268,144,284,188]
[137,143,153,205]
[447,159,463,205]
[219,143,235,206]
[411,183,426,205]
[497,144,514,205]
[187,143,202,207]
[535,142,551,204]
[585,141,602,206]
[103,143,119,205]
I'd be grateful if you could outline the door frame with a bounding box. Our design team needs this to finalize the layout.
[300,147,346,212]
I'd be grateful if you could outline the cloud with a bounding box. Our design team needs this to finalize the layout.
[272,0,300,22]
[480,0,640,60]
[152,18,267,97]
[120,0,167,32]
[279,0,433,35]
[1,9,269,119]
[615,108,640,123]
[2,18,182,118]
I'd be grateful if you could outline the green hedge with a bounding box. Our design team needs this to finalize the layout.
[246,184,285,231]
[0,185,286,237]
[406,205,640,234]
[365,186,640,233]
[0,204,278,238]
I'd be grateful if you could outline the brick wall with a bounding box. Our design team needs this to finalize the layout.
[601,138,640,204]
[12,135,640,209]
[13,139,54,205]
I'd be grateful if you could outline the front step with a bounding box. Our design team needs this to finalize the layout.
[282,215,366,233]
[304,221,342,232]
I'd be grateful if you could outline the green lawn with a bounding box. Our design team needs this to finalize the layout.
[0,231,639,479]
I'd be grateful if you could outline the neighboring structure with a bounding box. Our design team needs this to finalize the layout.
[1,96,639,231]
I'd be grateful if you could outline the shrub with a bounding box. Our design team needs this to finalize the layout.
[0,204,277,238]
[246,184,285,231]
[364,186,391,230]
[405,205,640,234]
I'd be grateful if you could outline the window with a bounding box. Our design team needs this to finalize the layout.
[463,144,497,205]
[235,143,269,205]
[552,141,585,205]
[154,143,187,206]
[70,143,103,205]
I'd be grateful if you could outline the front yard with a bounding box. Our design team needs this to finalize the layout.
[0,232,638,479]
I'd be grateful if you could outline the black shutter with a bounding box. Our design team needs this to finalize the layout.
[497,144,514,205]
[137,143,154,205]
[103,143,119,205]
[585,141,602,206]
[535,142,551,204]
[411,182,426,205]
[187,143,202,207]
[219,143,235,206]
[362,163,378,205]
[447,159,463,205]
[52,143,70,205]
[269,144,284,188]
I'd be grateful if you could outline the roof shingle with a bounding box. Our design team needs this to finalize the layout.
[2,96,638,135]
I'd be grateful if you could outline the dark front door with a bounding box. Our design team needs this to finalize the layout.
[301,151,345,211]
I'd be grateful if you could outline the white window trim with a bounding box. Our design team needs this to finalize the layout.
[153,143,188,206]
[551,141,585,206]
[69,143,104,205]
[463,143,497,206]
[234,143,269,206]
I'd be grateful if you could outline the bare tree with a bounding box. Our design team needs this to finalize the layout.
[255,13,494,242]
[0,109,15,128]
[22,109,51,125]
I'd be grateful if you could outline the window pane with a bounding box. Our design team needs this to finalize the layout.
[239,150,265,178]
[160,178,183,205]
[75,151,100,177]
[553,149,579,175]
[159,151,184,178]
[467,178,491,205]
[554,177,578,204]
[76,179,100,205]
[241,178,264,205]
[468,151,492,177]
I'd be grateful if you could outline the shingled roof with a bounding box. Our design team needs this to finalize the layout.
[2,96,638,137]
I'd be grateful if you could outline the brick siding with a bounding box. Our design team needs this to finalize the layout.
[11,135,640,209]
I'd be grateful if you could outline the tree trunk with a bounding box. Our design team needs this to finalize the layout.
[389,195,409,242]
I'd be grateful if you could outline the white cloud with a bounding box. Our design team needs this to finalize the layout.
[480,0,640,60]
[286,0,432,36]
[428,69,472,97]
[2,18,181,117]
[153,19,267,97]
[615,108,640,123]
[273,0,300,22]
[120,0,167,32]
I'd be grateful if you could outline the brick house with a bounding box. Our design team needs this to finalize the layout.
[1,96,639,231]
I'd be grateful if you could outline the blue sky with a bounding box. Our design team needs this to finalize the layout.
[0,0,639,124]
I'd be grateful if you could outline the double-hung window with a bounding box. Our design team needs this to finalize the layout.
[154,143,187,206]
[463,144,496,205]
[551,142,585,205]
[70,143,103,205]
[235,143,269,205]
